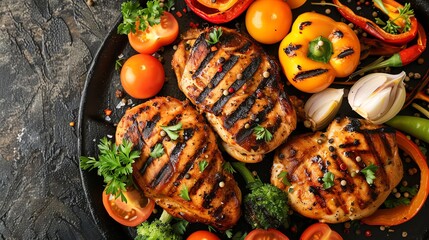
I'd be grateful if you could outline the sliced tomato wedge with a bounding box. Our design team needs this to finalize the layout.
[102,187,155,227]
[300,223,343,240]
[245,228,290,240]
[128,11,179,54]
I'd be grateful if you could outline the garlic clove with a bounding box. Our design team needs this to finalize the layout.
[348,71,406,124]
[305,88,344,131]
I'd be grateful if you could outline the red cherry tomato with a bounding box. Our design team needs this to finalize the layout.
[128,12,179,54]
[245,228,290,240]
[187,230,221,240]
[120,54,165,99]
[300,223,343,240]
[102,187,155,227]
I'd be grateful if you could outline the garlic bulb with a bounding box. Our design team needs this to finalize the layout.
[348,71,406,124]
[304,88,344,131]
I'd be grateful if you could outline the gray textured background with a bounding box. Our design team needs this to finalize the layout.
[0,0,121,238]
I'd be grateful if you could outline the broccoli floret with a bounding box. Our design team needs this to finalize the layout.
[135,210,182,240]
[232,162,289,230]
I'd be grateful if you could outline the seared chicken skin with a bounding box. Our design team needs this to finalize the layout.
[271,117,403,223]
[115,97,241,230]
[172,27,297,163]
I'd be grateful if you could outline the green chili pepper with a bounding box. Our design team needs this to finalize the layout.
[386,116,429,144]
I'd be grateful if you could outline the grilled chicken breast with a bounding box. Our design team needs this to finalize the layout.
[271,117,403,223]
[115,97,241,230]
[172,27,297,163]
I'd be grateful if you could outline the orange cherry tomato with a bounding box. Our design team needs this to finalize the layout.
[128,12,179,54]
[102,187,155,227]
[300,223,343,240]
[120,54,165,99]
[284,0,307,9]
[245,228,290,240]
[245,0,292,44]
[187,230,221,240]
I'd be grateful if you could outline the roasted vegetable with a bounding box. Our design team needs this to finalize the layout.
[278,12,360,93]
[231,162,289,229]
[184,0,253,24]
[332,0,418,45]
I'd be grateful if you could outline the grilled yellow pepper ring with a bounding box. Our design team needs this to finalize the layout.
[278,12,360,93]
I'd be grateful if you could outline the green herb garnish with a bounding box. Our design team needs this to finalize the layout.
[253,125,273,142]
[223,161,236,174]
[115,56,124,71]
[80,137,140,203]
[206,27,223,45]
[161,122,182,140]
[199,159,208,172]
[361,164,378,185]
[171,219,189,235]
[278,171,291,186]
[322,171,335,189]
[179,185,191,201]
[375,2,414,34]
[118,0,167,35]
[150,143,164,158]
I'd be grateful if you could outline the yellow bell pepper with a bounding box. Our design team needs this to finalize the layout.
[278,12,360,93]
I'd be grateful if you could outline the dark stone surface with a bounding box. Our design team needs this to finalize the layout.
[0,0,122,239]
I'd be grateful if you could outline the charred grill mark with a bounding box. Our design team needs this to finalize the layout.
[284,44,302,57]
[189,157,216,195]
[150,141,188,188]
[333,30,344,38]
[235,102,274,144]
[238,41,251,53]
[203,173,225,209]
[299,21,312,30]
[143,114,160,139]
[294,69,329,82]
[337,48,355,59]
[196,55,240,103]
[362,131,388,188]
[224,96,255,129]
[211,56,262,115]
[212,190,234,221]
[192,50,218,79]
[176,143,208,181]
[225,70,278,129]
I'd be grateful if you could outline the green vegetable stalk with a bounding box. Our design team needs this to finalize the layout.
[231,162,289,230]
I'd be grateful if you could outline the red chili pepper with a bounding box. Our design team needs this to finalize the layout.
[361,131,429,226]
[184,0,254,24]
[349,24,426,79]
[332,0,418,45]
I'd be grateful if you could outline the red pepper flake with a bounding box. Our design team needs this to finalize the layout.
[104,108,112,116]
[256,91,264,98]
[365,230,372,237]
[242,84,247,90]
[175,11,182,18]
[357,1,361,5]
[182,8,187,13]
[290,225,298,233]
[340,163,347,171]
[211,46,218,52]
[365,1,370,5]
[228,87,235,93]
[217,66,223,72]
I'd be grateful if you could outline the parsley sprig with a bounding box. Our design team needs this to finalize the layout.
[206,27,223,45]
[199,159,208,172]
[80,137,140,203]
[361,164,378,185]
[375,3,414,34]
[117,0,174,35]
[253,125,273,142]
[278,171,291,186]
[322,171,335,189]
[179,185,191,201]
[161,122,182,140]
[150,143,164,158]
